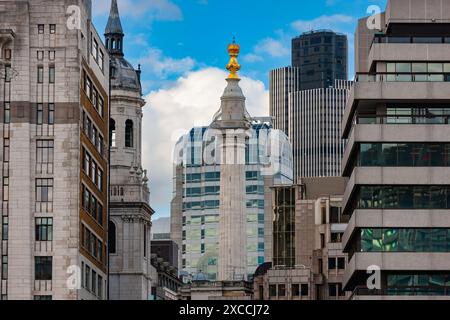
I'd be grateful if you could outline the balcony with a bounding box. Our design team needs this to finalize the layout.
[350,286,450,300]
[343,252,450,290]
[342,167,450,214]
[342,76,450,138]
[342,124,450,175]
[368,35,450,69]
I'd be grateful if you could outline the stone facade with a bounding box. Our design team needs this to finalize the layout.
[0,0,109,300]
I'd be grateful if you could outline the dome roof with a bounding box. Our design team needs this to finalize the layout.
[110,55,141,92]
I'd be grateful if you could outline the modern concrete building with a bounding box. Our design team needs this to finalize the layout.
[292,30,348,90]
[254,177,349,300]
[0,0,109,300]
[170,42,293,287]
[342,0,450,299]
[289,80,352,179]
[106,0,155,300]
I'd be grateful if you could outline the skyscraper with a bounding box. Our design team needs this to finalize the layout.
[289,80,352,179]
[342,0,450,299]
[106,0,155,300]
[270,31,350,182]
[292,30,348,90]
[0,0,109,300]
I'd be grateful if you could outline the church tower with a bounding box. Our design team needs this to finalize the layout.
[106,0,155,300]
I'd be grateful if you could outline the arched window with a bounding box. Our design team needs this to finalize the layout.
[108,221,117,254]
[110,119,116,147]
[105,39,109,50]
[125,119,133,148]
[111,39,115,51]
[117,39,122,51]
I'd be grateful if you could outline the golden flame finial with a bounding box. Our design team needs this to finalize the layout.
[226,37,241,79]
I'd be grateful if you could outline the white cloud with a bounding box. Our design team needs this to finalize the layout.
[92,0,182,20]
[253,37,290,58]
[142,68,269,217]
[137,47,196,79]
[291,14,355,33]
[242,53,264,63]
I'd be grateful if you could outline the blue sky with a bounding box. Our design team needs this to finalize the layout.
[92,0,387,219]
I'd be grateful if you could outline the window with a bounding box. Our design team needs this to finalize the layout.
[91,270,97,295]
[49,24,56,34]
[301,284,309,296]
[97,275,103,299]
[99,50,104,72]
[37,66,44,83]
[85,265,90,290]
[49,66,55,84]
[36,179,53,203]
[38,24,44,34]
[292,284,300,297]
[92,38,99,62]
[110,119,116,147]
[4,65,11,82]
[98,96,104,117]
[4,103,10,124]
[337,257,346,270]
[4,49,11,60]
[125,120,133,148]
[328,257,336,270]
[328,283,338,297]
[37,104,43,125]
[278,284,286,297]
[34,295,52,300]
[48,103,54,125]
[35,218,53,241]
[35,179,53,212]
[269,285,277,298]
[35,257,52,280]
[108,221,116,254]
[2,217,8,240]
[1,256,7,280]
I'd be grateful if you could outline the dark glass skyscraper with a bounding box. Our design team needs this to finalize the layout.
[292,30,348,90]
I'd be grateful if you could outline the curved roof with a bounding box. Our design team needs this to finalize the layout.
[111,55,141,92]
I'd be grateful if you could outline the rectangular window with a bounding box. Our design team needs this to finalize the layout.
[328,283,337,297]
[38,24,44,34]
[37,104,43,125]
[292,284,300,297]
[3,139,9,163]
[278,284,286,297]
[48,103,54,125]
[49,24,56,34]
[4,103,10,124]
[36,179,53,212]
[35,256,52,280]
[98,96,104,117]
[91,270,97,295]
[97,275,103,299]
[92,89,98,110]
[4,65,11,82]
[35,218,53,241]
[34,295,52,300]
[328,257,336,270]
[85,265,90,290]
[269,285,277,297]
[37,51,44,61]
[92,38,99,62]
[4,49,11,60]
[337,257,346,270]
[49,66,55,84]
[301,284,309,296]
[99,50,104,72]
[2,217,8,240]
[1,256,7,280]
[37,66,44,83]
